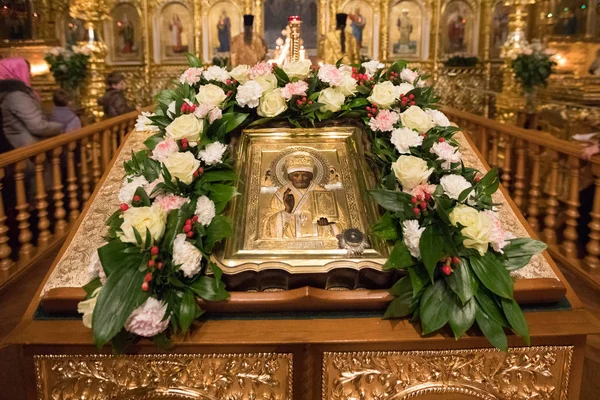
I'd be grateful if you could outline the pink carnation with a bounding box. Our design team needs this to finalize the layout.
[151,139,179,162]
[144,176,164,198]
[368,110,399,132]
[430,141,462,169]
[155,194,190,213]
[408,184,437,199]
[125,297,170,337]
[248,62,273,79]
[179,67,204,85]
[484,210,514,253]
[208,107,222,123]
[193,104,222,123]
[280,81,309,100]
[317,64,344,87]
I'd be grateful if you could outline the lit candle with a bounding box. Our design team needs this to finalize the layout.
[299,45,305,60]
[288,15,301,23]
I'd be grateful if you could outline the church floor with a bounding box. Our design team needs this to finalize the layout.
[1,252,599,398]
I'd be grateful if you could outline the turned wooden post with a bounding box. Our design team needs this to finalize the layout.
[500,134,513,192]
[562,156,581,257]
[542,151,560,245]
[51,147,68,236]
[584,164,600,270]
[0,168,13,271]
[101,129,112,170]
[489,130,499,168]
[91,133,102,186]
[478,126,489,160]
[14,160,33,260]
[34,153,51,247]
[80,137,92,202]
[513,139,527,209]
[527,144,542,231]
[66,142,80,222]
[111,124,120,155]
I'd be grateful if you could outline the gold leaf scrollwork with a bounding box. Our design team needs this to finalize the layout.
[35,353,293,399]
[322,346,573,400]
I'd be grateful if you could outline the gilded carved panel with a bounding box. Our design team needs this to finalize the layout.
[35,353,293,400]
[322,346,573,400]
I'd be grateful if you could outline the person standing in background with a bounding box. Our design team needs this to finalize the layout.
[319,13,360,65]
[217,10,231,53]
[49,89,81,132]
[230,15,267,67]
[98,72,139,119]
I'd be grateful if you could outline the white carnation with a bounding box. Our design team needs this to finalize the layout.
[484,210,515,253]
[397,82,415,97]
[173,233,203,278]
[202,65,230,83]
[362,60,384,76]
[124,297,170,337]
[440,174,472,200]
[430,141,462,169]
[135,112,160,132]
[426,109,451,127]
[118,175,149,204]
[402,220,425,259]
[236,80,265,108]
[198,142,227,165]
[400,68,419,84]
[195,195,216,226]
[390,127,423,154]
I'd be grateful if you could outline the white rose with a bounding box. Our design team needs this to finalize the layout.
[400,68,419,84]
[230,64,250,84]
[462,212,492,255]
[202,65,230,83]
[317,87,346,112]
[195,84,227,107]
[397,82,415,97]
[173,233,203,278]
[195,195,216,226]
[368,81,401,109]
[403,220,425,259]
[162,151,200,184]
[236,80,265,108]
[449,204,480,227]
[283,59,312,80]
[425,109,451,127]
[120,205,166,245]
[254,72,278,92]
[165,114,203,142]
[440,174,472,200]
[390,127,423,154]
[362,60,384,76]
[400,106,434,133]
[77,287,101,329]
[338,74,358,96]
[392,155,433,190]
[124,297,171,337]
[198,141,227,165]
[118,175,149,205]
[257,88,288,117]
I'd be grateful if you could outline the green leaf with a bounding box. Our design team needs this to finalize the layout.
[186,53,203,68]
[197,170,238,185]
[407,266,428,298]
[190,276,230,301]
[419,225,444,283]
[384,277,417,319]
[449,297,476,339]
[371,212,399,240]
[501,297,530,345]
[346,97,369,109]
[369,189,411,213]
[207,112,248,141]
[204,215,233,253]
[384,242,415,270]
[133,186,151,207]
[475,306,508,351]
[143,134,164,150]
[388,275,412,296]
[161,205,194,253]
[502,238,547,258]
[445,258,477,304]
[179,289,197,333]
[83,277,102,298]
[419,280,453,335]
[92,264,149,348]
[206,183,239,214]
[98,240,143,276]
[475,288,509,327]
[470,252,514,299]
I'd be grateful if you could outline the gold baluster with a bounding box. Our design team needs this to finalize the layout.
[34,153,51,247]
[111,125,119,155]
[512,139,526,208]
[51,147,68,236]
[542,151,560,244]
[92,133,102,186]
[66,142,80,222]
[489,130,499,167]
[584,164,600,270]
[14,160,33,260]
[0,168,13,270]
[80,137,92,202]
[101,129,112,170]
[500,134,513,191]
[478,126,489,159]
[562,156,580,257]
[526,144,541,231]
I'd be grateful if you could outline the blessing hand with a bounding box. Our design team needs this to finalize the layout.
[283,189,295,213]
[317,217,331,226]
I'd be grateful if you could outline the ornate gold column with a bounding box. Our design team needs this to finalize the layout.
[288,16,302,62]
[69,0,110,121]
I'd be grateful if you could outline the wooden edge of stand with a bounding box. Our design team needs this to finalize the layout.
[40,278,567,315]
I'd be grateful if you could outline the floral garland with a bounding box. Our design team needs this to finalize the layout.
[506,39,556,94]
[79,55,546,352]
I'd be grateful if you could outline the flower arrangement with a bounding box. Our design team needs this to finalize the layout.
[45,45,92,90]
[507,40,556,94]
[80,55,546,352]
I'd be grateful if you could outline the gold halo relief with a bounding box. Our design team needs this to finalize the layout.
[270,146,330,187]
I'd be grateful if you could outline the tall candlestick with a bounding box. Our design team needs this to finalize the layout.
[288,15,302,62]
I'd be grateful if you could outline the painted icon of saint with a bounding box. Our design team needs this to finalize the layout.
[169,14,184,53]
[217,10,231,52]
[349,8,366,48]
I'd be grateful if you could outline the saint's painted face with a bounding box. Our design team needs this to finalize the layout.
[288,172,313,189]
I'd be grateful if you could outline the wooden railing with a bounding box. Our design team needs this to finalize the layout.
[443,106,600,289]
[0,108,149,292]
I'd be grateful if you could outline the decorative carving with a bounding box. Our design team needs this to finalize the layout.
[322,346,573,400]
[35,353,293,399]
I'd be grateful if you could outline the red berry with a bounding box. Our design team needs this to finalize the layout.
[141,282,149,291]
[151,246,159,256]
[226,90,232,96]
[420,201,427,210]
[400,93,405,98]
[157,262,164,270]
[148,259,156,268]
[474,176,481,183]
[186,231,194,238]
[413,207,421,215]
[297,99,302,105]
[452,256,461,265]
[438,137,445,143]
[197,167,204,175]
[133,195,140,202]
[120,203,129,211]
[409,94,415,100]
[144,272,153,282]
[410,101,416,106]
[185,219,192,225]
[367,113,373,118]
[302,97,307,102]
[424,193,431,202]
[411,197,418,204]
[192,215,199,222]
[441,265,452,276]
[308,100,313,105]
[183,225,192,233]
